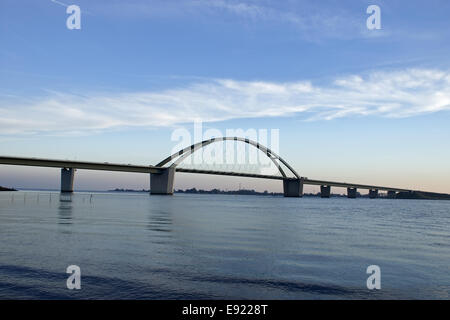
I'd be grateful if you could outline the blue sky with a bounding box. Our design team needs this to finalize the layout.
[1,0,450,193]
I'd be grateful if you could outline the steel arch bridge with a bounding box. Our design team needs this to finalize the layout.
[0,136,419,198]
[156,136,300,179]
[150,136,304,196]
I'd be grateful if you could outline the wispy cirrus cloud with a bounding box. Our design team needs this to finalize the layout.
[93,0,368,40]
[193,0,367,38]
[1,68,449,135]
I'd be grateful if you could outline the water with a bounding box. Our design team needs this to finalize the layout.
[0,191,449,299]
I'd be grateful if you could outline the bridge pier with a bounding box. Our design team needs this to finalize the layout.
[387,191,397,199]
[369,189,379,199]
[61,168,76,193]
[283,178,304,197]
[320,185,331,198]
[150,167,175,195]
[347,187,357,199]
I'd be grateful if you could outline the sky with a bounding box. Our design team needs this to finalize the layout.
[1,0,450,193]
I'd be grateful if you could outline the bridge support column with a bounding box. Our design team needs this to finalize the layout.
[320,185,331,198]
[150,167,175,195]
[347,187,357,199]
[61,168,76,193]
[283,178,304,197]
[369,189,379,199]
[387,191,397,199]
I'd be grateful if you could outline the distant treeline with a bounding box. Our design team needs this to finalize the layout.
[109,188,149,193]
[0,186,17,191]
[395,191,450,200]
[110,187,345,197]
[109,187,284,196]
[178,188,353,197]
[109,188,450,200]
[177,188,283,196]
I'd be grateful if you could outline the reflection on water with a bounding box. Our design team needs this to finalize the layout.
[147,210,172,233]
[0,191,449,299]
[58,194,73,226]
[59,194,73,203]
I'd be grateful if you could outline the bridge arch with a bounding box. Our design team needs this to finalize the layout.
[156,136,300,179]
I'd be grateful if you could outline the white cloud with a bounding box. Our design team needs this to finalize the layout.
[1,68,449,135]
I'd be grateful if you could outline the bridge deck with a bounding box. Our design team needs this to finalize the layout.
[0,156,413,192]
[0,156,162,174]
[302,178,411,192]
[176,168,412,192]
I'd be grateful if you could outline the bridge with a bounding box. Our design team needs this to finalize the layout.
[0,137,417,198]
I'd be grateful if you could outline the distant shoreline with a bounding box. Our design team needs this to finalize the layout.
[3,187,449,200]
[109,188,352,198]
[0,186,17,191]
[108,188,450,200]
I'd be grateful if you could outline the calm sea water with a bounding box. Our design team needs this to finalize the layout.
[0,191,449,299]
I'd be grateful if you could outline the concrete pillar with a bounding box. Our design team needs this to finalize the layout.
[61,168,76,193]
[369,189,378,199]
[347,187,357,199]
[283,178,304,197]
[320,185,331,198]
[150,167,175,195]
[387,191,397,199]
